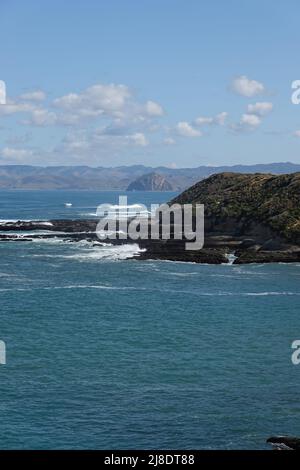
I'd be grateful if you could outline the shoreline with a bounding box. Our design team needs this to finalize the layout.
[0,219,300,264]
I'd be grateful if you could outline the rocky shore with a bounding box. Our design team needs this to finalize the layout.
[0,218,299,264]
[1,171,299,264]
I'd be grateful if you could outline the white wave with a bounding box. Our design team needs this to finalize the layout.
[162,271,199,277]
[64,243,145,261]
[80,212,98,217]
[33,221,53,226]
[30,238,97,246]
[242,291,300,296]
[29,240,145,261]
[51,284,148,290]
[225,253,237,265]
[0,230,66,236]
[0,219,53,226]
[81,204,152,218]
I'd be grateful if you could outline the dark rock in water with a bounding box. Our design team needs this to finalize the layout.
[267,436,300,450]
[136,239,227,264]
[234,250,300,264]
[127,172,174,191]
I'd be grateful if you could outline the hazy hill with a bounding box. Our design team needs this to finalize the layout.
[127,172,174,191]
[0,162,300,190]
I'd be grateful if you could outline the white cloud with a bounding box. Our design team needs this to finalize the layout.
[241,113,261,127]
[0,80,6,105]
[214,112,228,125]
[145,100,164,116]
[231,75,265,97]
[20,90,46,102]
[52,83,165,129]
[54,83,131,114]
[0,147,34,160]
[26,108,57,126]
[0,99,35,116]
[128,132,148,146]
[195,116,214,126]
[195,112,228,127]
[247,102,273,116]
[176,121,202,137]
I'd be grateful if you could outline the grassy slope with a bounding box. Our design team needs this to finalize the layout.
[171,172,300,243]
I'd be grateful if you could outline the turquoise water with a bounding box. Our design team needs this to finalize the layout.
[0,191,300,449]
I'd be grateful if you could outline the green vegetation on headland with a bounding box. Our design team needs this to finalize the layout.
[171,172,300,244]
[167,172,300,264]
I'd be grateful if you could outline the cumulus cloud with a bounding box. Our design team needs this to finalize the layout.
[231,112,262,133]
[0,78,277,164]
[0,82,165,146]
[231,75,265,97]
[128,132,148,146]
[195,112,228,127]
[20,90,46,101]
[176,121,202,137]
[54,83,131,115]
[241,113,261,127]
[247,102,273,116]
[145,100,164,116]
[51,84,165,128]
[231,101,272,133]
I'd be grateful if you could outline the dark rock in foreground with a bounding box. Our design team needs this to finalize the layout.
[0,216,299,264]
[267,436,300,450]
[136,239,228,264]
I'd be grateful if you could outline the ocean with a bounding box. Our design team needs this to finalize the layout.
[0,190,299,449]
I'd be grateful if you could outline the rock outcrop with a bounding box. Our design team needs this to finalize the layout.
[267,436,300,450]
[127,172,174,191]
[170,172,300,263]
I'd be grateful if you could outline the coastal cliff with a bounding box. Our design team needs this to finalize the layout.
[170,172,300,263]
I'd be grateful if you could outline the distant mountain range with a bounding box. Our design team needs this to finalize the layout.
[0,162,299,190]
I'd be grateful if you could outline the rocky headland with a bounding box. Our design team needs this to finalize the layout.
[126,172,174,191]
[1,172,299,264]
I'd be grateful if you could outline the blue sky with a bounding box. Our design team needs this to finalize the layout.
[0,0,300,167]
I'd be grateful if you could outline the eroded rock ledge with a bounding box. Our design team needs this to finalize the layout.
[0,219,299,264]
